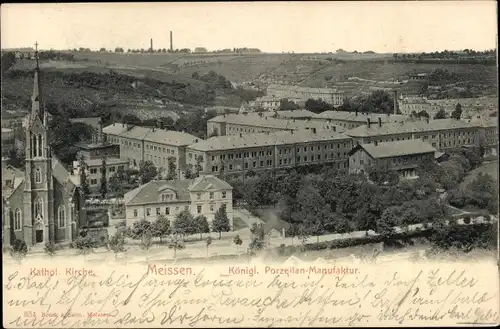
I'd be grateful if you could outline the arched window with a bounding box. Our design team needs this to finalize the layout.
[14,209,22,231]
[31,134,37,158]
[34,167,42,183]
[58,206,66,228]
[34,197,43,217]
[38,134,43,157]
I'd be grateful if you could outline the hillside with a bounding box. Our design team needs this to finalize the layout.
[1,59,253,119]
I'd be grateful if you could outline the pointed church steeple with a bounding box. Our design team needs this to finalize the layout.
[31,41,45,123]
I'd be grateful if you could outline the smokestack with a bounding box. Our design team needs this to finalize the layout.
[393,90,398,115]
[367,118,371,127]
[378,117,382,127]
[170,31,173,51]
[150,38,153,52]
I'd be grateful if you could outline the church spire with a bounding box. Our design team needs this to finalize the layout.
[31,41,44,122]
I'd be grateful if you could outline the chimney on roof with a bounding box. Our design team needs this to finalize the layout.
[426,118,429,124]
[157,119,164,130]
[374,141,378,146]
[367,118,371,128]
[312,128,317,134]
[378,117,382,127]
[355,110,358,116]
[152,126,155,132]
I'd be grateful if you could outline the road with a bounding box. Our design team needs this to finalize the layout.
[5,213,495,266]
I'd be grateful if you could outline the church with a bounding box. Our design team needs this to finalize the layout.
[2,49,84,248]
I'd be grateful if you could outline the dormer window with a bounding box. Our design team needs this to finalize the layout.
[161,193,174,202]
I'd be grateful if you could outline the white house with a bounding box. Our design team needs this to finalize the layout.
[123,175,234,228]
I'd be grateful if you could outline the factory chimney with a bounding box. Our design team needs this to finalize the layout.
[393,90,398,115]
[170,31,173,51]
[150,38,153,52]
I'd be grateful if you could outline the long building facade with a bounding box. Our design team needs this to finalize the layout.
[103,121,199,179]
[186,130,353,178]
[267,84,345,106]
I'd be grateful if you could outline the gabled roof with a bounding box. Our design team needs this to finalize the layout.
[349,140,437,159]
[189,175,232,192]
[346,118,477,137]
[102,124,199,146]
[124,176,233,206]
[2,163,25,199]
[316,111,408,123]
[124,179,194,206]
[51,155,78,193]
[188,130,350,152]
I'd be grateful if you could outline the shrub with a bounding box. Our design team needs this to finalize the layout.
[44,242,57,257]
[463,216,471,224]
[10,239,28,260]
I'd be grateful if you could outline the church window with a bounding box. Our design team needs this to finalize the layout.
[35,197,43,217]
[37,134,43,157]
[58,206,66,228]
[34,167,42,183]
[14,209,22,231]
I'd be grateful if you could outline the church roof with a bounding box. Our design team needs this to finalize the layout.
[52,155,79,193]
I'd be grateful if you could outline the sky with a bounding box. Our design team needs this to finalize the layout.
[1,2,497,53]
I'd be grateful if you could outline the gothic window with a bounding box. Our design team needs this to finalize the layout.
[31,134,37,157]
[58,206,66,228]
[34,167,42,183]
[14,209,22,231]
[35,197,43,217]
[38,134,43,157]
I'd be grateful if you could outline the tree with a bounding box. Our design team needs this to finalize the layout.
[108,231,126,260]
[152,214,171,243]
[376,206,402,237]
[205,236,213,257]
[139,160,158,184]
[193,215,210,239]
[44,242,57,259]
[172,210,196,238]
[249,223,265,251]
[433,108,447,119]
[279,99,300,111]
[99,48,107,52]
[74,235,97,258]
[212,204,231,239]
[108,174,125,197]
[100,158,108,198]
[451,103,463,120]
[168,237,185,258]
[128,219,153,240]
[166,156,177,180]
[140,231,153,260]
[9,239,28,262]
[464,173,498,213]
[114,47,124,53]
[233,234,243,252]
[78,156,90,199]
[418,110,430,119]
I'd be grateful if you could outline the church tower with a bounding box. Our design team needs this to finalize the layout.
[23,43,55,246]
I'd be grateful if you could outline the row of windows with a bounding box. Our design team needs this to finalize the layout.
[89,165,124,175]
[207,143,351,163]
[134,202,229,218]
[12,206,67,231]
